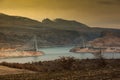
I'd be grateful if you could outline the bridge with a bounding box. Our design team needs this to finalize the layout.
[16,36,83,51]
[16,35,90,51]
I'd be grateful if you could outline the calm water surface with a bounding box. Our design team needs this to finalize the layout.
[0,46,120,63]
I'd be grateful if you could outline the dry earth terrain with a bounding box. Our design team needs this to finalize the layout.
[0,66,34,75]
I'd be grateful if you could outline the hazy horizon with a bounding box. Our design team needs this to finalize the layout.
[0,0,120,29]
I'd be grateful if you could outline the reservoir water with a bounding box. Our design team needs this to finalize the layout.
[0,46,120,63]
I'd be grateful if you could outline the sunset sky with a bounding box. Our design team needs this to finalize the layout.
[0,0,120,29]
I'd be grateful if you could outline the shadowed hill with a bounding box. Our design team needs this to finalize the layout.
[42,18,89,31]
[0,13,42,27]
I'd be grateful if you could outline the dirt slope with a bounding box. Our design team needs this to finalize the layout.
[0,66,35,75]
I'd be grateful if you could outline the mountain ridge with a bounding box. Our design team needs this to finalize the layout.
[0,13,119,48]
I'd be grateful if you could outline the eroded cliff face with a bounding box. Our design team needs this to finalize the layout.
[89,31,120,47]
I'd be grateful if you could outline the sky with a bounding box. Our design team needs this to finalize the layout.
[0,0,120,29]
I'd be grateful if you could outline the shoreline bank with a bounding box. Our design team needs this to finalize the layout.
[0,51,44,59]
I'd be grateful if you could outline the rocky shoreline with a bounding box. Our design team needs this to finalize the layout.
[70,47,120,53]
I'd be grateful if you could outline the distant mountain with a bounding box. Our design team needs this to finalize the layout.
[0,13,89,30]
[42,18,89,31]
[0,13,119,48]
[0,13,42,28]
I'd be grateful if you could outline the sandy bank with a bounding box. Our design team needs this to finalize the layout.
[0,51,44,58]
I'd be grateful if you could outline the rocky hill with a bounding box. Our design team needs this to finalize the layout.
[0,13,120,48]
[90,31,120,47]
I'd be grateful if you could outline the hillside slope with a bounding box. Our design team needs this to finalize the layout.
[90,31,120,47]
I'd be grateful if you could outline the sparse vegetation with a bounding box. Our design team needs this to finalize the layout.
[0,57,120,80]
